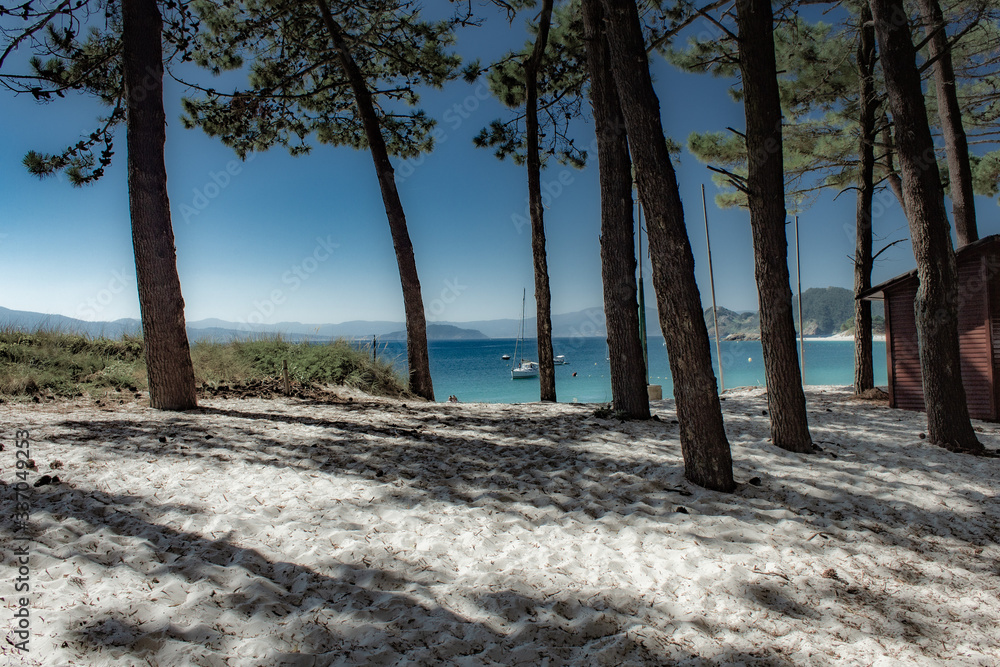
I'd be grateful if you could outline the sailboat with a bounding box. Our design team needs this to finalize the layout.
[511,288,539,379]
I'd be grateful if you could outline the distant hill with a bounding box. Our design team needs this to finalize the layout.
[1,287,884,343]
[793,286,883,336]
[0,306,142,338]
[704,287,885,339]
[381,324,488,341]
[703,307,759,340]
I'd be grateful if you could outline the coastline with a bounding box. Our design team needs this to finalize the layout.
[720,332,887,342]
[803,332,886,342]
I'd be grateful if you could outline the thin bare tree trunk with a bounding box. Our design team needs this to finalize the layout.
[918,0,977,246]
[878,117,907,212]
[582,0,649,419]
[869,0,982,452]
[122,0,196,411]
[316,0,434,400]
[855,2,877,394]
[600,0,734,492]
[734,0,812,452]
[525,0,557,402]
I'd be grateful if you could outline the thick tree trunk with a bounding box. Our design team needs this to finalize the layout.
[854,3,877,395]
[316,1,434,400]
[122,0,197,411]
[582,0,649,419]
[525,0,557,402]
[734,0,812,452]
[918,0,977,246]
[600,0,734,492]
[869,0,982,452]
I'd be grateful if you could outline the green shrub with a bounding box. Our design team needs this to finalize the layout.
[0,330,409,400]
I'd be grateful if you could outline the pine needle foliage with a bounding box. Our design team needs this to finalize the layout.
[180,0,462,160]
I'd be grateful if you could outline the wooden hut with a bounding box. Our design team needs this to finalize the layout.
[860,234,1000,421]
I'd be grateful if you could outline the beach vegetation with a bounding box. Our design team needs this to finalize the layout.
[0,329,408,401]
[1,0,201,410]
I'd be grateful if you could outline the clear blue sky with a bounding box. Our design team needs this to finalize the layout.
[0,7,981,328]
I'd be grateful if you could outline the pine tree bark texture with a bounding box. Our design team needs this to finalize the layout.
[122,0,197,411]
[599,0,734,492]
[854,3,877,394]
[734,0,812,452]
[316,1,434,400]
[869,0,982,451]
[917,0,978,246]
[582,0,649,419]
[525,0,557,402]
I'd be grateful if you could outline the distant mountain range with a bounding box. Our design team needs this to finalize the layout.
[382,324,488,341]
[0,288,882,342]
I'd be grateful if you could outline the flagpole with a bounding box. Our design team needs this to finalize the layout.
[795,214,805,385]
[637,196,649,387]
[702,184,724,393]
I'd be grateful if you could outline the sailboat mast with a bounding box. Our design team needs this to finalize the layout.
[522,288,528,362]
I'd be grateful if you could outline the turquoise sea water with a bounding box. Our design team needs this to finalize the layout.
[374,337,888,404]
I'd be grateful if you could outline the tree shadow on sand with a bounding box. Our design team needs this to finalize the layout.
[2,479,805,666]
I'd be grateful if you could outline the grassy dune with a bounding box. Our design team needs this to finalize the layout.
[0,329,409,401]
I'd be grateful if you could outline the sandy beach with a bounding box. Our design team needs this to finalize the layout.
[2,386,999,666]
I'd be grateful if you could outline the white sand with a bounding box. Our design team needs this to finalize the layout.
[803,333,887,342]
[2,386,999,666]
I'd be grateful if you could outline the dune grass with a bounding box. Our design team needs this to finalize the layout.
[0,328,409,400]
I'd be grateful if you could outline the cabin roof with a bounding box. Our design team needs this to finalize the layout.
[858,234,1000,301]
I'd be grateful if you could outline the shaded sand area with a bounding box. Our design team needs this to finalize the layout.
[2,387,999,666]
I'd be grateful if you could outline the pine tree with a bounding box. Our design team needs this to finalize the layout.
[869,0,982,452]
[524,0,558,402]
[733,0,812,453]
[581,0,649,419]
[473,0,592,403]
[918,0,977,245]
[600,0,734,491]
[1,0,199,411]
[854,1,878,394]
[183,0,462,401]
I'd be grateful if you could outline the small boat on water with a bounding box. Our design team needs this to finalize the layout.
[510,289,538,380]
[502,354,511,360]
[554,355,567,365]
[512,360,539,378]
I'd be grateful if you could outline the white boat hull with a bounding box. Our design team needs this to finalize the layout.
[511,361,539,379]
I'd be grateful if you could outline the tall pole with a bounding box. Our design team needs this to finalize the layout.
[636,196,650,386]
[702,184,724,393]
[795,214,805,385]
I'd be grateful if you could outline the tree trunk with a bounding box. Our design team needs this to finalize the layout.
[599,0,734,492]
[525,0,557,402]
[582,0,649,419]
[122,0,197,411]
[316,1,434,400]
[918,0,977,246]
[869,0,982,452]
[854,3,877,395]
[734,0,812,452]
[878,117,907,212]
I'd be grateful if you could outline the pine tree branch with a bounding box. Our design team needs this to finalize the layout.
[917,20,981,76]
[0,0,71,70]
[872,238,907,261]
[695,5,738,42]
[708,165,748,193]
[647,0,732,53]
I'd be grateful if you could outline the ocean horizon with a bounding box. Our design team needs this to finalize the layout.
[373,337,889,404]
